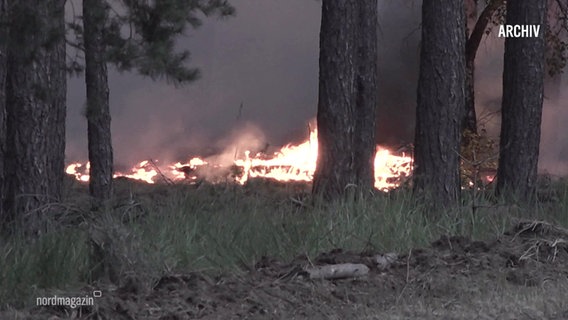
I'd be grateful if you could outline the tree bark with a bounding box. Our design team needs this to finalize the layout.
[496,0,547,201]
[313,0,378,200]
[4,0,67,234]
[413,0,466,208]
[84,0,113,207]
[0,0,7,225]
[49,0,67,204]
[464,0,478,135]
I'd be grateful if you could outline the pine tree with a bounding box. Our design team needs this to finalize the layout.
[462,0,566,134]
[0,0,7,225]
[83,0,113,207]
[70,0,234,206]
[413,0,466,209]
[3,0,67,234]
[496,0,547,202]
[312,0,378,200]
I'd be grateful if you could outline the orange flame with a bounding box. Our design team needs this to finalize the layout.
[66,160,158,184]
[114,160,158,184]
[66,128,413,190]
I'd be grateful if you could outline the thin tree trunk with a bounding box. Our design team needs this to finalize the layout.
[313,0,378,200]
[4,0,67,234]
[49,0,67,203]
[496,0,546,202]
[0,0,7,226]
[84,0,113,207]
[465,0,505,134]
[413,0,466,209]
[464,0,478,135]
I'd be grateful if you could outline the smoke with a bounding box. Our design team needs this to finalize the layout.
[376,1,421,145]
[205,122,267,167]
[66,0,321,168]
[65,0,567,176]
[472,30,568,177]
[540,85,568,176]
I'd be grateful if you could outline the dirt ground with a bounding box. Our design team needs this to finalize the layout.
[5,219,567,320]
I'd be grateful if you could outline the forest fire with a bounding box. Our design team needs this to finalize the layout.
[66,129,413,191]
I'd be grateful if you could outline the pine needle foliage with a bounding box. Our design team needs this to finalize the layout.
[67,0,235,85]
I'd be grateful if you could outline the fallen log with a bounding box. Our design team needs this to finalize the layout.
[305,263,369,280]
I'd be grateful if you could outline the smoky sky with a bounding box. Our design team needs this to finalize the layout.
[66,0,567,175]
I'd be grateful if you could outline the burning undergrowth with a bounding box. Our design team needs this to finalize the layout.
[66,123,414,191]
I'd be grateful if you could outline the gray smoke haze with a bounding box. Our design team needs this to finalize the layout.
[473,30,568,177]
[65,0,567,175]
[66,0,321,169]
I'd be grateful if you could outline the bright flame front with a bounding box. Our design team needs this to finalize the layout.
[66,129,413,190]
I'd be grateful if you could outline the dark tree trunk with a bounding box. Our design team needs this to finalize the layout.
[465,0,505,134]
[496,0,546,201]
[413,0,466,208]
[48,0,67,203]
[312,0,378,200]
[4,0,67,234]
[464,57,477,134]
[84,0,113,207]
[0,0,7,225]
[464,0,478,135]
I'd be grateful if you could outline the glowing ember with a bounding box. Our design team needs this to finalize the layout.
[65,128,413,191]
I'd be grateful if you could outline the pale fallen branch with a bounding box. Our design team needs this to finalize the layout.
[305,263,369,280]
[289,197,307,207]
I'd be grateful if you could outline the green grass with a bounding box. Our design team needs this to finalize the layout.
[1,181,567,310]
[0,228,92,309]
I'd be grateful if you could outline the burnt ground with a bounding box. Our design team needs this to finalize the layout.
[6,219,568,320]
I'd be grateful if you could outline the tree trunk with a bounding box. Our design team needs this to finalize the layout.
[464,56,477,134]
[4,0,67,234]
[413,0,466,208]
[465,0,505,134]
[49,0,67,204]
[496,0,547,201]
[313,0,378,200]
[84,0,113,207]
[0,0,7,225]
[464,0,478,134]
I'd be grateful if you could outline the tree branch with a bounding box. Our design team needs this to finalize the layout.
[466,0,505,62]
[555,0,567,17]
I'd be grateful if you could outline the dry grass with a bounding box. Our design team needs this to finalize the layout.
[0,177,567,318]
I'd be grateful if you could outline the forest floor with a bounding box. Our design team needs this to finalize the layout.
[2,177,568,319]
